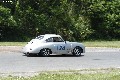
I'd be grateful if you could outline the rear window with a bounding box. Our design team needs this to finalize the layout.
[35,36,44,40]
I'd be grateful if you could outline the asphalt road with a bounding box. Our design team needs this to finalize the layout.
[0,47,120,76]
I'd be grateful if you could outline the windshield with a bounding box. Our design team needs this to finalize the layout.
[35,36,44,40]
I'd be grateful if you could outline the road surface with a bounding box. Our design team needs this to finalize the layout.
[0,47,120,76]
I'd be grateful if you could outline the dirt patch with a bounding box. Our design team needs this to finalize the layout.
[0,46,22,52]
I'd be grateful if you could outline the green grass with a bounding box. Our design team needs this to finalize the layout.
[0,42,27,46]
[83,41,120,48]
[0,68,120,80]
[0,41,120,47]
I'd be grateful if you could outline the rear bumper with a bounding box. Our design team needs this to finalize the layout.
[23,52,30,55]
[22,47,38,54]
[22,47,28,53]
[22,47,32,54]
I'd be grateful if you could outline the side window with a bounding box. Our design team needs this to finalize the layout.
[46,37,53,42]
[53,37,64,42]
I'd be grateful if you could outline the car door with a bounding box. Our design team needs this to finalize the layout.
[52,37,69,54]
[45,37,70,54]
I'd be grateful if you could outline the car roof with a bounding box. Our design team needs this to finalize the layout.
[41,34,61,38]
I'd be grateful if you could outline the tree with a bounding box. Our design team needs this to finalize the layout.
[1,0,119,41]
[0,6,17,41]
[82,0,120,39]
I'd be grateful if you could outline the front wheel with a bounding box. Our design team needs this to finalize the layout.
[39,48,51,57]
[72,46,82,56]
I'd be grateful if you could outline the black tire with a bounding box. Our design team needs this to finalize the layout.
[72,46,82,56]
[39,48,51,57]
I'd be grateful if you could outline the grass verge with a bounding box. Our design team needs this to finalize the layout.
[0,42,27,46]
[83,41,120,48]
[0,41,120,47]
[0,68,120,80]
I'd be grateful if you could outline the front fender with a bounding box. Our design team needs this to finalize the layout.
[70,42,85,53]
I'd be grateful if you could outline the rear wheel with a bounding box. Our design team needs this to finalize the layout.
[72,46,82,56]
[39,48,51,57]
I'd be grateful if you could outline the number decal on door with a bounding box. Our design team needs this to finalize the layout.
[57,46,65,50]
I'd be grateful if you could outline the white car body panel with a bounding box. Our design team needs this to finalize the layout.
[22,34,85,55]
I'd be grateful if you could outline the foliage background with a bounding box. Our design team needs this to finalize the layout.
[0,0,120,41]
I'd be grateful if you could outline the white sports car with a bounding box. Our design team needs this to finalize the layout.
[22,34,85,57]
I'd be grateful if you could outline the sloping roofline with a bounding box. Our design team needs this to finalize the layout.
[39,34,61,39]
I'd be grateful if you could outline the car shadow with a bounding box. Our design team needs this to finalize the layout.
[23,54,84,57]
[48,54,84,57]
